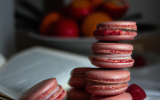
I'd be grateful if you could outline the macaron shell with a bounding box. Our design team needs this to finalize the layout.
[69,67,97,88]
[68,78,86,88]
[91,92,133,100]
[91,43,133,51]
[97,21,136,26]
[71,67,96,75]
[90,57,134,68]
[85,70,130,83]
[20,78,57,100]
[97,21,137,31]
[67,89,91,100]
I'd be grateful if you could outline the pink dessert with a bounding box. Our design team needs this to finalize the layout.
[68,67,96,88]
[126,84,146,100]
[85,69,130,95]
[67,88,91,100]
[91,42,133,55]
[93,21,137,41]
[90,43,134,68]
[19,78,66,100]
[91,92,132,100]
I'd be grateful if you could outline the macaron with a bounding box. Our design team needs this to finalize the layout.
[67,88,91,100]
[93,21,137,41]
[126,84,146,100]
[89,54,134,68]
[68,67,96,88]
[90,42,134,68]
[91,42,133,55]
[20,78,66,100]
[91,92,132,100]
[85,69,130,95]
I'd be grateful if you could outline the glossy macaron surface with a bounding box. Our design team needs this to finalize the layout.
[85,70,130,83]
[91,42,133,54]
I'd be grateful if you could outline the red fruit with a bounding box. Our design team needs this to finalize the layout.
[65,0,93,21]
[100,0,129,20]
[133,55,146,67]
[126,84,146,100]
[48,18,79,37]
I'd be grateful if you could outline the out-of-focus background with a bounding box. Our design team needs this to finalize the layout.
[1,0,160,58]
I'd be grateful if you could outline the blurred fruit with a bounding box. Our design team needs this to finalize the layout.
[47,18,79,37]
[100,0,129,20]
[133,55,146,67]
[40,12,61,35]
[64,0,93,21]
[81,12,112,37]
[126,84,146,100]
[88,0,104,7]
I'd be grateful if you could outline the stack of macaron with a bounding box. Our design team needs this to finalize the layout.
[68,21,146,100]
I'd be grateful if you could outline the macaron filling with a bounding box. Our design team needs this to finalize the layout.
[94,29,137,36]
[92,49,132,54]
[96,23,137,31]
[86,76,130,83]
[90,55,134,63]
[42,85,60,100]
[53,90,65,100]
[87,82,128,90]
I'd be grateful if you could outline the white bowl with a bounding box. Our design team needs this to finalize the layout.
[29,32,97,56]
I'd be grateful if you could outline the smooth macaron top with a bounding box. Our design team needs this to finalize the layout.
[86,70,130,83]
[91,92,133,100]
[91,42,133,51]
[97,21,136,26]
[96,21,137,31]
[20,78,57,100]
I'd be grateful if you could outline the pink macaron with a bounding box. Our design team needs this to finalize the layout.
[85,69,130,95]
[68,67,96,88]
[20,78,66,100]
[91,42,133,55]
[91,92,132,100]
[67,88,91,100]
[90,42,134,68]
[93,21,137,41]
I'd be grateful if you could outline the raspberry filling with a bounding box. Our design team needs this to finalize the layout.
[87,83,128,90]
[92,49,132,54]
[97,24,137,31]
[92,57,134,63]
[86,76,130,83]
[93,29,135,36]
[54,90,65,100]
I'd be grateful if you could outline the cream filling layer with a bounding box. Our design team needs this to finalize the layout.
[91,54,132,60]
[42,86,59,100]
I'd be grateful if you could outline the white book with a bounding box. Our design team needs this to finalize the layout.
[0,46,159,100]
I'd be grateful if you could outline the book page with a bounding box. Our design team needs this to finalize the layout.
[0,46,95,99]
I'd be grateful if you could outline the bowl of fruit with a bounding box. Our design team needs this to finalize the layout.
[16,0,130,55]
